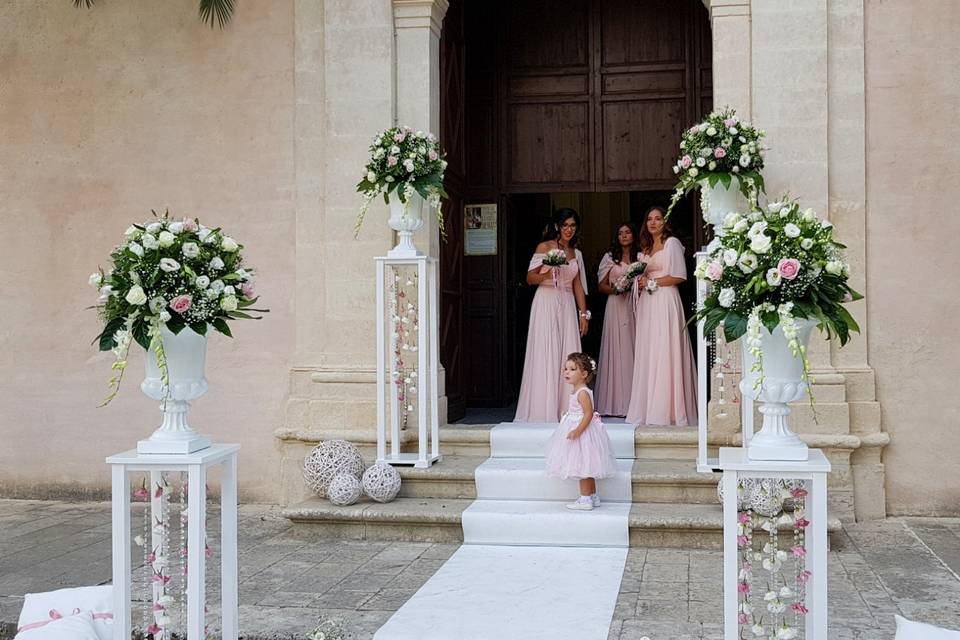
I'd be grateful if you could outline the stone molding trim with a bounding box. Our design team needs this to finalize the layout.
[393,0,450,37]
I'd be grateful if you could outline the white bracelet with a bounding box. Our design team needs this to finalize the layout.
[646,279,659,292]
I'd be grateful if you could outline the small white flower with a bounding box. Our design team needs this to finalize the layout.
[723,212,742,228]
[221,237,239,252]
[390,145,400,154]
[159,258,181,273]
[802,208,817,223]
[706,126,717,136]
[141,233,158,250]
[750,233,772,254]
[181,242,200,258]
[124,225,141,238]
[800,238,814,250]
[695,157,706,167]
[223,285,235,296]
[128,242,144,258]
[723,248,738,266]
[159,311,171,322]
[752,624,765,637]
[706,237,722,254]
[367,170,377,182]
[157,595,174,606]
[168,221,184,234]
[718,288,736,308]
[146,222,163,235]
[125,285,147,306]
[784,223,801,238]
[197,227,212,242]
[220,296,238,312]
[88,273,102,288]
[203,230,219,245]
[729,127,738,135]
[210,279,225,294]
[733,219,749,234]
[134,535,145,547]
[206,288,219,300]
[149,297,167,314]
[764,590,779,601]
[779,586,794,597]
[708,161,717,171]
[739,154,752,167]
[209,256,225,270]
[158,231,175,248]
[748,221,767,238]
[738,252,758,274]
[825,260,844,275]
[689,167,699,177]
[767,201,784,214]
[195,275,210,289]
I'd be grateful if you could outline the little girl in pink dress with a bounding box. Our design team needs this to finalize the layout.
[544,353,618,511]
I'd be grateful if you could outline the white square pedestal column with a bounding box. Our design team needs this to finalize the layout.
[107,444,240,640]
[719,447,831,640]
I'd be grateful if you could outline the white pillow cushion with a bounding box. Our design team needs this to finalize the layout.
[14,610,101,640]
[895,615,960,640]
[17,586,113,640]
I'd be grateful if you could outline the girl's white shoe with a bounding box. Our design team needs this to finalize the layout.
[591,493,600,508]
[566,496,594,511]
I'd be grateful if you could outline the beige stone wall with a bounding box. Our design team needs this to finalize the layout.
[0,0,297,501]
[864,0,960,515]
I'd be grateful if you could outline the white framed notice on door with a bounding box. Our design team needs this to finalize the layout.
[464,203,497,256]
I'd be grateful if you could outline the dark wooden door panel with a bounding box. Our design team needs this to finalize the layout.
[506,102,592,190]
[601,99,684,186]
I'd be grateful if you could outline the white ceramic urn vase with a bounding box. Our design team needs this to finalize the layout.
[739,319,817,461]
[138,325,212,455]
[387,191,425,258]
[699,176,747,234]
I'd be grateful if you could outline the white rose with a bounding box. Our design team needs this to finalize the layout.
[766,268,782,287]
[88,273,102,288]
[708,161,717,171]
[718,288,736,308]
[141,233,158,250]
[221,237,239,252]
[220,295,238,312]
[390,145,400,154]
[689,168,699,178]
[750,233,772,254]
[695,157,706,168]
[210,279,225,294]
[748,221,767,238]
[706,126,717,136]
[367,171,376,182]
[723,212,742,228]
[235,268,252,281]
[223,285,235,296]
[739,154,751,167]
[825,260,843,275]
[125,285,147,306]
[403,159,416,173]
[733,220,749,234]
[767,202,783,214]
[699,147,712,157]
[181,242,200,258]
[729,127,738,135]
[195,275,210,289]
[706,237,722,254]
[209,256,225,270]
[802,208,817,223]
[197,228,212,242]
[723,248,738,266]
[159,258,181,272]
[374,148,386,159]
[158,231,175,248]
[168,221,184,234]
[203,230,219,245]
[124,225,141,238]
[146,222,163,235]
[738,252,758,274]
[128,242,144,257]
[148,296,167,314]
[801,238,814,250]
[784,223,801,238]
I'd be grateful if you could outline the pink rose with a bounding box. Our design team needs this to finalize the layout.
[394,132,406,142]
[790,487,808,498]
[428,150,439,161]
[688,125,700,135]
[724,117,737,127]
[241,283,256,298]
[387,155,398,167]
[681,155,692,169]
[170,295,192,314]
[182,218,198,232]
[714,147,727,159]
[778,258,801,280]
[706,261,724,281]
[791,545,807,558]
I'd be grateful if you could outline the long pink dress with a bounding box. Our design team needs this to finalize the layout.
[545,388,618,480]
[514,251,585,423]
[625,237,698,426]
[595,254,636,417]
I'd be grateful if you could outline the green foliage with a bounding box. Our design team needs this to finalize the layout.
[73,0,236,28]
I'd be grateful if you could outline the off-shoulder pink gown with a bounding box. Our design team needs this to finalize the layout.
[595,254,635,417]
[514,252,583,423]
[625,237,698,426]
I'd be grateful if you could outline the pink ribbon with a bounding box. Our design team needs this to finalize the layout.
[18,610,113,632]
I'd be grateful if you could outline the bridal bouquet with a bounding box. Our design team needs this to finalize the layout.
[693,197,861,377]
[612,261,647,295]
[90,211,267,404]
[542,248,568,267]
[355,125,448,237]
[666,107,766,218]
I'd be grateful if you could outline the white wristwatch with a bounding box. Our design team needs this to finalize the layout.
[579,310,592,320]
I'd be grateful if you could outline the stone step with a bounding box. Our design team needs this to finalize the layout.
[397,456,721,504]
[282,497,842,550]
[489,422,637,459]
[462,499,631,547]
[474,458,634,502]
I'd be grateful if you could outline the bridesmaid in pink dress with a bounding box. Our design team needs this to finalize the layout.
[625,206,698,426]
[595,223,639,417]
[514,209,591,423]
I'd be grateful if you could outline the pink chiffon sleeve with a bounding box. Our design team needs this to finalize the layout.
[664,237,688,280]
[597,253,615,284]
[528,253,545,271]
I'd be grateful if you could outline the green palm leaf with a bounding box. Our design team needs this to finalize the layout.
[73,0,236,29]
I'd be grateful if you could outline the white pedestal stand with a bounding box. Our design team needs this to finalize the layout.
[719,447,830,640]
[107,444,240,639]
[375,253,441,468]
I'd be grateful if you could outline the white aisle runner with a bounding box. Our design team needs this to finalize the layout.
[374,421,636,640]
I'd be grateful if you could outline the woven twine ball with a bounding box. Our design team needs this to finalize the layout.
[746,478,786,517]
[302,439,365,498]
[328,473,363,506]
[361,463,402,503]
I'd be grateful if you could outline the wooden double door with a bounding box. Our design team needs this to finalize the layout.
[440,0,712,417]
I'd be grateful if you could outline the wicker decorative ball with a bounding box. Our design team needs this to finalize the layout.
[328,473,363,506]
[302,439,365,498]
[361,463,402,503]
[745,478,786,517]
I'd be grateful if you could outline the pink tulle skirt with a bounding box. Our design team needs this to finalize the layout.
[544,412,618,480]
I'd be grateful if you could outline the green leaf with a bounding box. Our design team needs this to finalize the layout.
[166,316,186,335]
[212,318,233,337]
[190,322,208,336]
[199,0,235,28]
[238,296,260,308]
[722,313,748,343]
[222,273,241,282]
[227,311,259,320]
[718,173,732,189]
[132,319,151,350]
[96,317,126,351]
[760,310,779,334]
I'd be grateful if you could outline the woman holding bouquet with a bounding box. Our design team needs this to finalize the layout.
[595,222,640,417]
[514,208,590,423]
[626,206,698,426]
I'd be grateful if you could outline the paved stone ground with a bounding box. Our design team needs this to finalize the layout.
[1,499,959,640]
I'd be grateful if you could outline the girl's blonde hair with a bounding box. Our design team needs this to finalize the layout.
[566,352,597,385]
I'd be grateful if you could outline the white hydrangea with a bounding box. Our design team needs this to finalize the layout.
[718,288,736,308]
[825,260,844,275]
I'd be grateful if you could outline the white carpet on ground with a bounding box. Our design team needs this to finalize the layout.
[374,420,637,640]
[372,544,628,640]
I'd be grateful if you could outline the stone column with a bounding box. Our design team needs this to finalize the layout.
[706,0,753,119]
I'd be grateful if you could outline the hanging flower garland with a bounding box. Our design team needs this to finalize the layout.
[389,266,420,429]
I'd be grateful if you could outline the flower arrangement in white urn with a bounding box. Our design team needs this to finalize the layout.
[694,197,862,460]
[90,210,267,453]
[666,106,767,228]
[355,126,448,255]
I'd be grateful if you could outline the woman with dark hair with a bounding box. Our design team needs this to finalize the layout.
[626,206,698,426]
[594,222,640,417]
[515,208,590,423]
